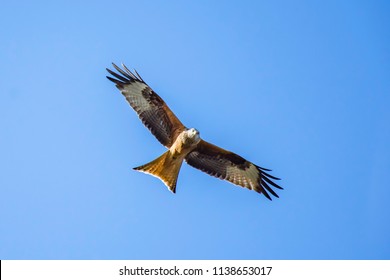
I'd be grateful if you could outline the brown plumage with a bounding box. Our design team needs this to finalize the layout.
[106,63,282,200]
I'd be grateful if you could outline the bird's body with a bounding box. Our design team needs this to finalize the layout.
[134,128,200,193]
[170,128,201,158]
[106,63,282,200]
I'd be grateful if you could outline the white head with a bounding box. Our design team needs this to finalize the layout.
[184,128,201,145]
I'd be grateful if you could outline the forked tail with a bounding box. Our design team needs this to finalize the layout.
[133,151,183,193]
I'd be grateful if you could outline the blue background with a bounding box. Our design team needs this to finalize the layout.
[1,1,389,259]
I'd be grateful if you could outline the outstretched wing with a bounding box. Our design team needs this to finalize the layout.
[185,140,282,200]
[106,63,186,148]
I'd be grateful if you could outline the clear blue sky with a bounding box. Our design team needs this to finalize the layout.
[1,1,389,259]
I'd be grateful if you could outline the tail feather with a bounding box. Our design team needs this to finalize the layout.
[133,151,183,193]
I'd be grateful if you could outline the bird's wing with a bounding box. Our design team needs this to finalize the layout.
[106,63,186,148]
[185,140,282,200]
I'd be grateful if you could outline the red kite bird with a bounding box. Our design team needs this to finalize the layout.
[106,63,282,200]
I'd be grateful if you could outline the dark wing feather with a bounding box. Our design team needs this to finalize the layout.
[185,140,282,200]
[106,63,186,148]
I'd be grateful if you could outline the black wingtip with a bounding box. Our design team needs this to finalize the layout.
[106,68,130,83]
[107,63,146,86]
[261,180,279,198]
[253,165,283,199]
[106,76,125,89]
[262,175,283,190]
[256,165,272,172]
[121,63,140,81]
[106,75,116,82]
[261,170,281,181]
[262,190,272,200]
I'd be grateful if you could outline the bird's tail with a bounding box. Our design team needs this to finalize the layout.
[133,151,183,193]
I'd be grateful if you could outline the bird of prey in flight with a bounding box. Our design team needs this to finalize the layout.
[106,63,282,200]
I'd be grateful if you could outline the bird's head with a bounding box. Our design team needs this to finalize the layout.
[185,128,201,145]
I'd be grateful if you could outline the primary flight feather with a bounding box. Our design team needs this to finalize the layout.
[106,63,282,200]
